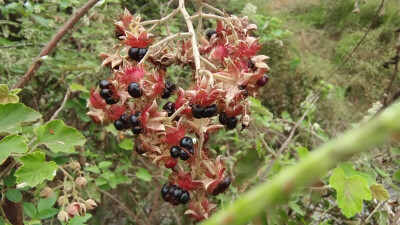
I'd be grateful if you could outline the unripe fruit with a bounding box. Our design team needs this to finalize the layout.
[164,157,178,168]
[256,74,269,87]
[57,210,69,223]
[84,199,97,210]
[57,195,69,206]
[75,177,87,188]
[40,187,54,198]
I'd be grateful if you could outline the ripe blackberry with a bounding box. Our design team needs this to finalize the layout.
[180,137,193,149]
[173,187,183,199]
[99,80,111,89]
[179,148,190,160]
[105,97,119,105]
[248,60,256,72]
[132,127,142,135]
[163,102,175,117]
[137,48,147,61]
[135,142,146,155]
[203,104,217,117]
[129,115,140,127]
[128,82,142,98]
[188,147,195,155]
[119,114,130,129]
[164,81,176,92]
[219,112,227,125]
[161,184,169,198]
[100,89,112,99]
[161,88,171,99]
[191,105,204,119]
[226,117,238,130]
[239,85,248,98]
[256,74,269,87]
[128,47,139,60]
[170,146,180,158]
[212,176,231,195]
[180,191,190,204]
[114,120,124,130]
[206,30,217,40]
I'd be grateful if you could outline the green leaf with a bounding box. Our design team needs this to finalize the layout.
[37,208,58,219]
[5,189,22,202]
[98,161,112,169]
[234,149,265,187]
[0,84,19,104]
[375,167,390,178]
[0,135,28,163]
[15,152,58,187]
[249,97,273,120]
[70,83,89,93]
[84,165,100,174]
[370,184,389,201]
[118,139,133,150]
[393,169,400,182]
[135,168,151,182]
[0,103,41,135]
[35,120,86,153]
[329,167,372,218]
[23,202,38,218]
[67,213,92,225]
[339,163,375,186]
[4,174,16,188]
[38,191,58,212]
[295,147,309,160]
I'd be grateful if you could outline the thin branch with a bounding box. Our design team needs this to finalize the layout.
[97,187,137,218]
[200,101,400,225]
[13,0,100,89]
[49,88,71,121]
[363,201,383,225]
[383,32,400,105]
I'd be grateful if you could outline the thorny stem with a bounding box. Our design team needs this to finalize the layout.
[201,101,400,225]
[201,2,226,16]
[179,0,202,78]
[169,102,189,122]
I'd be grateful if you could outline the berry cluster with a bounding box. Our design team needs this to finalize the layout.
[161,183,190,206]
[88,7,270,221]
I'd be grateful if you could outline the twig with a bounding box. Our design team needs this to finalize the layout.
[13,0,100,89]
[258,132,276,156]
[49,88,71,121]
[97,187,137,218]
[383,32,400,105]
[179,0,202,78]
[200,101,400,225]
[201,2,226,16]
[363,201,383,225]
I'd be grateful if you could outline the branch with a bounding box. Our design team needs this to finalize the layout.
[200,101,400,225]
[13,0,100,89]
[383,32,400,105]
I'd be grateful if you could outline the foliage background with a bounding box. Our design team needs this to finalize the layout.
[1,0,400,224]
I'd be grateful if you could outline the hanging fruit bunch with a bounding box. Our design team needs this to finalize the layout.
[87,0,269,221]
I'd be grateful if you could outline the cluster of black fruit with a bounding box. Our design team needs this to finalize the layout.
[191,104,217,119]
[170,137,195,161]
[114,112,143,134]
[163,102,175,117]
[219,112,238,130]
[161,183,190,205]
[99,80,119,104]
[212,176,231,195]
[128,47,147,62]
[206,29,217,40]
[161,80,176,99]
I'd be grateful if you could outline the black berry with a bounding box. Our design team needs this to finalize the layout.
[180,191,190,204]
[105,97,119,105]
[114,120,124,130]
[179,148,190,160]
[170,146,180,158]
[132,127,142,135]
[161,184,169,198]
[219,112,227,125]
[191,105,204,119]
[203,104,217,118]
[248,60,256,72]
[256,74,269,87]
[212,176,231,195]
[165,81,176,92]
[128,47,139,60]
[226,117,238,130]
[137,48,147,61]
[173,187,183,199]
[206,30,217,40]
[99,80,111,89]
[128,82,142,98]
[100,89,112,99]
[188,147,195,155]
[161,88,171,99]
[163,102,175,117]
[129,115,140,127]
[135,142,146,155]
[180,137,193,149]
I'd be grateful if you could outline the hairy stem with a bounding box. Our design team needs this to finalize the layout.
[201,101,400,225]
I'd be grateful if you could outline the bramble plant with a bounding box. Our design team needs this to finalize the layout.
[87,0,270,221]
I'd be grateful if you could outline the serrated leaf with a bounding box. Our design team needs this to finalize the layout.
[370,184,389,201]
[35,120,86,153]
[23,202,38,218]
[0,84,19,104]
[339,163,375,186]
[0,103,41,135]
[0,135,28,163]
[15,152,58,187]
[5,189,22,202]
[118,139,133,150]
[70,83,89,93]
[330,167,372,218]
[249,97,273,120]
[135,168,151,182]
[67,213,92,225]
